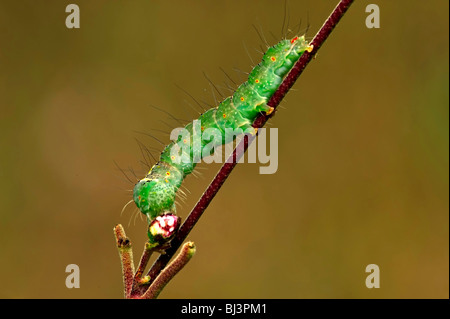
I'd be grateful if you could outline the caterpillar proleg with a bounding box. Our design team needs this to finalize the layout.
[133,35,312,249]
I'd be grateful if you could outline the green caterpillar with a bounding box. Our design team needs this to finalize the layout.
[133,35,312,249]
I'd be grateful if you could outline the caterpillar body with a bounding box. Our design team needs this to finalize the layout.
[133,35,312,249]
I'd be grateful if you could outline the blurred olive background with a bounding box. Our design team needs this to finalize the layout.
[0,0,448,298]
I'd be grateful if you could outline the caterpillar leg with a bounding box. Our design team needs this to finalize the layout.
[266,106,275,115]
[235,121,258,137]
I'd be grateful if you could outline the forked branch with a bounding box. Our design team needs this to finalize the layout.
[113,224,196,299]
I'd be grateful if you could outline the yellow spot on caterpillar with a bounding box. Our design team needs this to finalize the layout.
[149,223,158,236]
[171,155,176,160]
[271,56,276,62]
[240,97,244,101]
[222,113,226,118]
[183,139,188,144]
[201,126,204,131]
[166,171,170,176]
[255,79,260,83]
[306,44,314,53]
[165,179,168,183]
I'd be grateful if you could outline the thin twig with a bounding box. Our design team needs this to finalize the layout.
[146,0,354,287]
[113,224,135,298]
[134,243,153,282]
[141,242,196,299]
[130,242,154,296]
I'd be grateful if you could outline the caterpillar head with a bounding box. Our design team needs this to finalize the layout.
[133,177,177,219]
[147,213,181,248]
